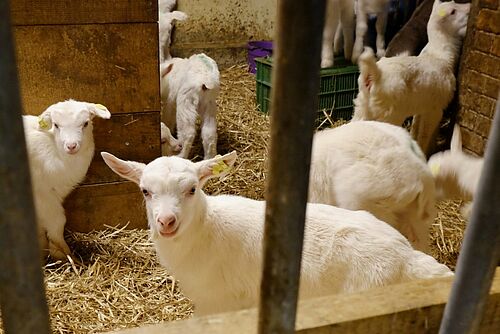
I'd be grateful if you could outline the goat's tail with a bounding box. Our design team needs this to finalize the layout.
[358,47,380,93]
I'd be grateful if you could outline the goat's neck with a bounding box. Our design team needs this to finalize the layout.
[421,26,462,68]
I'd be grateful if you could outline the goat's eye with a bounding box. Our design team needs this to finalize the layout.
[450,9,456,15]
[142,189,150,197]
[54,123,59,129]
[189,186,196,195]
[83,121,89,128]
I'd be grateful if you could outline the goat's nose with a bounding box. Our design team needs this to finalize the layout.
[66,143,77,150]
[157,215,176,227]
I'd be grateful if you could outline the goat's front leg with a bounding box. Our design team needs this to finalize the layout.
[375,6,389,58]
[411,110,443,156]
[42,199,71,260]
[321,0,340,68]
[352,5,368,63]
[340,0,355,61]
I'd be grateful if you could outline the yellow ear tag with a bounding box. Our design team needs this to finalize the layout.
[430,164,441,176]
[212,159,230,175]
[94,103,107,110]
[438,9,447,17]
[38,116,50,130]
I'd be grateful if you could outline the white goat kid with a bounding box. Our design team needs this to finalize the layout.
[159,10,187,62]
[24,100,111,259]
[102,151,452,316]
[160,121,182,156]
[352,0,470,154]
[160,53,220,160]
[309,121,436,252]
[321,0,355,67]
[352,0,392,62]
[428,124,484,219]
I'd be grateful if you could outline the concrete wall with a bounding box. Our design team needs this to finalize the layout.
[171,0,277,67]
[456,0,500,156]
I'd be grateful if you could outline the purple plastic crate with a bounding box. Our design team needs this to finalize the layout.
[247,40,273,74]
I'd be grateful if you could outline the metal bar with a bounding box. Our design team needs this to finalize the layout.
[0,1,51,333]
[439,96,500,334]
[258,1,326,333]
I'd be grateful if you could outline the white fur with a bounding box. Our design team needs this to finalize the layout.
[160,53,220,160]
[24,100,111,259]
[352,0,470,154]
[321,0,355,67]
[428,124,484,219]
[352,0,392,62]
[102,151,452,316]
[158,0,176,14]
[159,10,187,62]
[309,121,436,252]
[160,122,182,156]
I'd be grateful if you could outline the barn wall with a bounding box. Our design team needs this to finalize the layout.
[456,0,500,156]
[10,0,160,232]
[172,0,277,67]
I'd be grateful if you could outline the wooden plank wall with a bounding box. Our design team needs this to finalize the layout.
[11,0,159,231]
[109,268,500,334]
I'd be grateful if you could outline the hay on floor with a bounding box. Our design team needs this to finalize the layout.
[0,64,467,333]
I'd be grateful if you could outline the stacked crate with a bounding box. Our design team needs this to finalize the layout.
[255,57,359,127]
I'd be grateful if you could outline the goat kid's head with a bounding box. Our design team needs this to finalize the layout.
[101,151,237,239]
[431,0,470,38]
[160,122,183,155]
[38,99,111,155]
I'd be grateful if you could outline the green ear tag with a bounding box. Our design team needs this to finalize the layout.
[38,116,49,130]
[212,160,229,175]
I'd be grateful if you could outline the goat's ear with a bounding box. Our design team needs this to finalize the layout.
[37,109,53,131]
[195,151,237,185]
[170,10,188,22]
[450,124,462,153]
[87,103,111,120]
[160,63,174,78]
[101,152,145,185]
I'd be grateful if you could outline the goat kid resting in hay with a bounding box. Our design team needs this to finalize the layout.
[101,150,452,316]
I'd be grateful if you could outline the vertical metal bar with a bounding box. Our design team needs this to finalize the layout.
[258,1,326,333]
[439,97,500,334]
[0,1,51,333]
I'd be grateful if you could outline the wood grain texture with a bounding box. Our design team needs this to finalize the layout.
[65,181,147,232]
[108,268,500,334]
[14,23,160,116]
[10,0,157,26]
[86,112,161,184]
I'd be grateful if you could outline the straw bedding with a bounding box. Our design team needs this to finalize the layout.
[0,65,467,333]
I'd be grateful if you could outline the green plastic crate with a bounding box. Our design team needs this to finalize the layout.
[255,57,359,127]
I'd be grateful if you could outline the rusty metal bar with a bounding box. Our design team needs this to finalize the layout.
[258,1,326,333]
[0,1,51,333]
[439,96,500,334]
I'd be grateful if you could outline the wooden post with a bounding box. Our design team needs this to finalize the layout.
[439,97,500,334]
[0,1,51,333]
[258,1,326,333]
